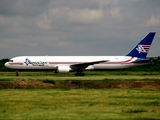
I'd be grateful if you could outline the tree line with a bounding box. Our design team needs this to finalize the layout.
[0,57,160,72]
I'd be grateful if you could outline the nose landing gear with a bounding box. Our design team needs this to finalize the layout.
[15,70,19,76]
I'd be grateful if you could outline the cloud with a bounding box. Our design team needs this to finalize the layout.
[108,7,122,21]
[37,13,51,30]
[0,0,160,59]
[147,15,160,26]
[0,0,51,16]
[68,9,104,24]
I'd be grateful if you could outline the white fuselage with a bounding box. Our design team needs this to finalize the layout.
[5,56,139,71]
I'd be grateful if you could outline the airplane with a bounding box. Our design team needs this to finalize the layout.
[5,32,156,76]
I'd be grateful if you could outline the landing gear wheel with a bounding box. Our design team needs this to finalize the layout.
[75,73,85,76]
[15,70,19,77]
[81,73,85,76]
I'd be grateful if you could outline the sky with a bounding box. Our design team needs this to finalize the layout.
[0,0,160,59]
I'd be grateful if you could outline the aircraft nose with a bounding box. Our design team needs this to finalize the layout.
[5,62,9,67]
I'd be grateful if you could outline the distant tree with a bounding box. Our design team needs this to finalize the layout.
[0,58,13,71]
[149,56,160,71]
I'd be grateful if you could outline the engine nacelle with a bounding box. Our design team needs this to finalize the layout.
[56,66,71,73]
[85,65,94,70]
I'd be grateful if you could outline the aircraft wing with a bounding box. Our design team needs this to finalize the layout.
[70,60,107,70]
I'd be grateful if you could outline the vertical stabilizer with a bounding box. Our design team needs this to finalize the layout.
[126,32,156,58]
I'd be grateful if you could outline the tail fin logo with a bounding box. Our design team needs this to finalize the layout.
[136,45,150,53]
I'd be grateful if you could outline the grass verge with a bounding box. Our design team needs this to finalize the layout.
[0,89,160,120]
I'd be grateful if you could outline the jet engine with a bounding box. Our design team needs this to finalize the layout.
[55,66,71,73]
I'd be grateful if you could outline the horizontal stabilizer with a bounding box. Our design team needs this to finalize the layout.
[132,59,152,64]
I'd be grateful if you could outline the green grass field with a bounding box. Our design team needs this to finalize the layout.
[0,71,160,120]
[0,89,160,120]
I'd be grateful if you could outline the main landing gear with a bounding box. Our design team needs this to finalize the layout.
[75,73,85,76]
[15,70,19,76]
[75,70,85,76]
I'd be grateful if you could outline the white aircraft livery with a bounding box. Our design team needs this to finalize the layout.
[5,32,156,76]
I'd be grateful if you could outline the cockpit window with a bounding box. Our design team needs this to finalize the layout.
[9,60,13,62]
